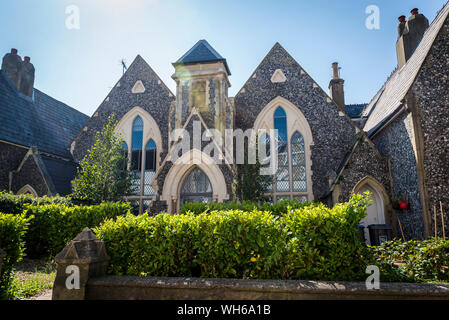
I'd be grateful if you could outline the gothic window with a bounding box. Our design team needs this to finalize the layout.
[263,106,309,203]
[274,107,290,193]
[143,139,157,196]
[131,116,144,195]
[291,132,307,193]
[259,133,272,192]
[180,168,213,204]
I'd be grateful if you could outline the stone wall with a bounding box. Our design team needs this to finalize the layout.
[336,137,391,203]
[0,141,28,192]
[234,43,358,200]
[11,153,49,196]
[85,275,449,300]
[372,112,425,239]
[411,16,449,237]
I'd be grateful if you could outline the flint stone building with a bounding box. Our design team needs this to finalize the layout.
[1,5,449,241]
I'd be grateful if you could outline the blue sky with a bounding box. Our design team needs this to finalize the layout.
[1,0,447,116]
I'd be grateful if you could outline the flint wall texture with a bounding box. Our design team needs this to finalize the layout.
[412,17,449,238]
[372,112,425,239]
[234,43,358,200]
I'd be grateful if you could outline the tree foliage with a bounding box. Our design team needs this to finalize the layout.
[72,115,134,204]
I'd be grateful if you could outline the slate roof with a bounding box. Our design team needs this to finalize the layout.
[345,104,367,118]
[173,39,231,75]
[0,70,89,158]
[363,2,449,135]
[39,154,78,196]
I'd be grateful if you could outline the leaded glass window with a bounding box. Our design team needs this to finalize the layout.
[131,116,143,195]
[180,168,213,204]
[291,132,307,193]
[263,106,309,203]
[274,107,290,193]
[259,134,273,192]
[143,139,156,196]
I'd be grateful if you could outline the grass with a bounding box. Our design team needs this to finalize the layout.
[8,259,56,300]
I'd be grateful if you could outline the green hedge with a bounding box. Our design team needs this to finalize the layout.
[95,194,369,281]
[0,191,72,215]
[0,213,31,299]
[22,202,132,258]
[180,199,316,216]
[368,239,449,283]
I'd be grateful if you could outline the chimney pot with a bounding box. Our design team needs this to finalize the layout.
[11,48,18,55]
[332,62,340,80]
[411,8,419,15]
[398,16,406,23]
[24,56,30,62]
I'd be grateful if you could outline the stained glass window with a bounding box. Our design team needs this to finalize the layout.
[180,168,213,204]
[131,116,143,195]
[274,107,290,193]
[143,139,156,196]
[291,132,307,192]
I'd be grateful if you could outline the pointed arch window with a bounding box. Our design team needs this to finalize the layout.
[144,139,157,196]
[291,132,307,193]
[180,168,213,204]
[259,133,273,192]
[262,106,310,203]
[131,116,144,195]
[131,116,144,171]
[274,107,290,193]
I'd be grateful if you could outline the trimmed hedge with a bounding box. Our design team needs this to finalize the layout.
[368,239,449,283]
[22,202,132,258]
[180,199,316,216]
[95,194,370,281]
[0,192,72,215]
[0,213,31,299]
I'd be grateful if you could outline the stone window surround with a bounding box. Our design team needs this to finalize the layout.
[17,184,38,197]
[160,149,229,213]
[253,96,314,202]
[115,107,163,212]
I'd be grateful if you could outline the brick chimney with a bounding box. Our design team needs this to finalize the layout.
[396,8,429,68]
[1,48,35,97]
[20,56,35,97]
[1,48,22,90]
[328,62,345,110]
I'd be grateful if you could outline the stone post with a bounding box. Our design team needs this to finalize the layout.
[0,248,6,275]
[52,228,110,300]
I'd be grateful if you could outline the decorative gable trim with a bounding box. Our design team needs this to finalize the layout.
[271,69,287,83]
[132,80,146,94]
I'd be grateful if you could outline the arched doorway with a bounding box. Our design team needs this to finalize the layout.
[358,184,386,245]
[180,168,213,205]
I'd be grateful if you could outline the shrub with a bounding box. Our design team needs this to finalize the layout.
[368,239,449,283]
[95,193,370,281]
[0,191,72,215]
[0,213,31,299]
[180,199,315,216]
[22,202,132,258]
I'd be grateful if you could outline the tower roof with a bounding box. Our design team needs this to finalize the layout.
[173,40,231,75]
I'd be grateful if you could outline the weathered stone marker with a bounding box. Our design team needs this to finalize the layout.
[0,247,6,275]
[52,228,110,300]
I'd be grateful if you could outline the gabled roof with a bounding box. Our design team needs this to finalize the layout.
[173,40,231,75]
[363,2,449,135]
[0,70,89,158]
